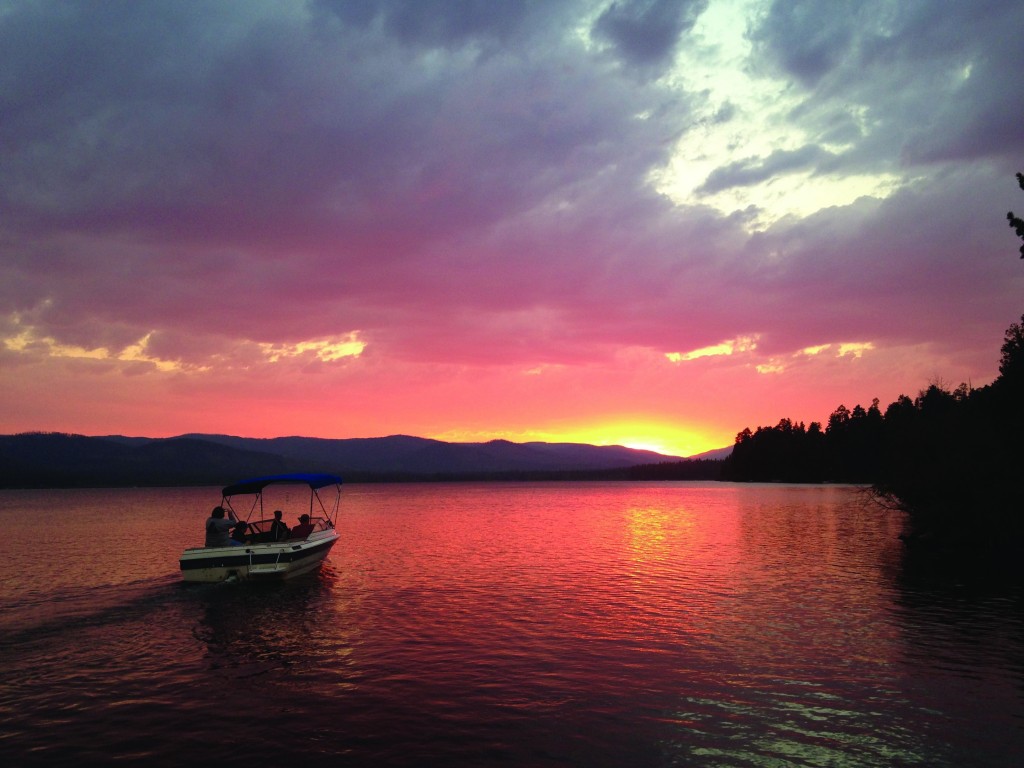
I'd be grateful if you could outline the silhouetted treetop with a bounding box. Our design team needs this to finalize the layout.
[1008,171,1024,258]
[999,315,1024,384]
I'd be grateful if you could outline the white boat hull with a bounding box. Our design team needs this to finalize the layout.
[180,528,339,583]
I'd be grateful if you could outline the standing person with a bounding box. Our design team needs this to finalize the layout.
[205,505,237,547]
[269,509,290,541]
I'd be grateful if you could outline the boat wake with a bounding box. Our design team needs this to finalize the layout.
[1,574,183,648]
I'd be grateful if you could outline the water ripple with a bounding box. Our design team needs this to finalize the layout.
[1,483,1022,766]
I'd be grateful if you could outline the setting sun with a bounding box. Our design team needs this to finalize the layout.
[553,421,720,459]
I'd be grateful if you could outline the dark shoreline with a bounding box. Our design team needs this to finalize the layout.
[0,462,726,489]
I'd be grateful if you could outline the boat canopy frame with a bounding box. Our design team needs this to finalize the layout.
[221,473,343,529]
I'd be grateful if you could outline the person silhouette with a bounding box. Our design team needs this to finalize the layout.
[229,520,248,546]
[205,505,237,547]
[269,509,290,541]
[289,514,314,539]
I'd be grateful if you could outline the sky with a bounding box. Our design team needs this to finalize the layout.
[2,0,1023,457]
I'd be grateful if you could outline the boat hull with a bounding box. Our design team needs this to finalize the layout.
[179,529,339,583]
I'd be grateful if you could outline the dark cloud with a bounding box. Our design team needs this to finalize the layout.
[697,145,835,195]
[314,0,566,50]
[0,0,663,245]
[748,0,861,87]
[593,0,708,78]
[747,0,1024,172]
[898,21,1024,164]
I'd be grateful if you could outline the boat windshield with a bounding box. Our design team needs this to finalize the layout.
[227,516,332,544]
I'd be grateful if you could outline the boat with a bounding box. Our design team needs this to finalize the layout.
[180,473,343,583]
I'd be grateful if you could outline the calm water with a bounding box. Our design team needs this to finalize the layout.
[1,482,1021,767]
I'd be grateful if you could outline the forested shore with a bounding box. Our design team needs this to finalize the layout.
[722,316,1024,551]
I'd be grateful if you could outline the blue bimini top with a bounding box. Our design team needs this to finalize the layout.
[221,473,343,496]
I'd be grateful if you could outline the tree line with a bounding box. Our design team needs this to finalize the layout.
[722,315,1023,549]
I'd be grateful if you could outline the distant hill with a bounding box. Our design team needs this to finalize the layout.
[0,433,286,488]
[0,432,713,488]
[176,433,684,475]
[687,445,733,461]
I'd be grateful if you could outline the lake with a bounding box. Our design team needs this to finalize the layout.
[1,482,1021,767]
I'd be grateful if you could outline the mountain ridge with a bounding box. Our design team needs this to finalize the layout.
[0,432,728,488]
[175,433,687,474]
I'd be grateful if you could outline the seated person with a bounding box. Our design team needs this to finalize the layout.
[269,509,290,541]
[229,521,249,546]
[205,505,237,547]
[288,514,315,540]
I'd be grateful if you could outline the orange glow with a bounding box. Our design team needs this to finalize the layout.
[430,418,724,458]
[521,420,721,459]
[0,324,995,457]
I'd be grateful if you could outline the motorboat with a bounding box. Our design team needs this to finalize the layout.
[180,473,342,583]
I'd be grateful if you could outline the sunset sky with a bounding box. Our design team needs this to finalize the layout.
[2,0,1023,457]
